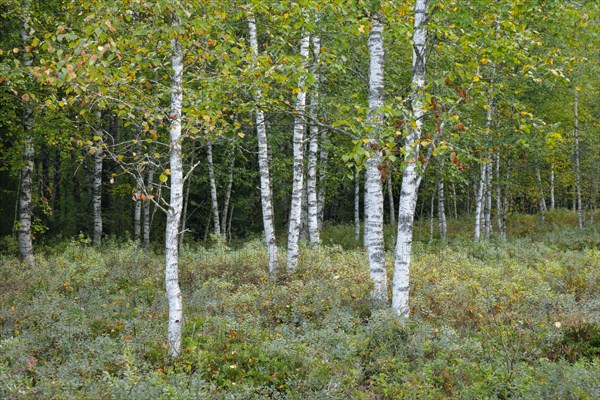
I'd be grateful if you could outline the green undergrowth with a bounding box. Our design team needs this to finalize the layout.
[1,221,599,398]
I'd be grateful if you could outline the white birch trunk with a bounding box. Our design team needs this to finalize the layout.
[474,162,485,241]
[286,33,310,271]
[179,145,194,247]
[92,111,103,246]
[452,181,458,218]
[392,0,429,317]
[550,164,555,210]
[535,166,547,222]
[221,150,235,238]
[387,174,396,226]
[134,193,141,241]
[355,168,361,242]
[429,192,435,242]
[143,167,153,250]
[165,28,184,358]
[474,102,493,241]
[306,33,321,247]
[18,4,34,266]
[574,89,583,229]
[438,181,447,238]
[484,161,493,238]
[317,129,328,231]
[365,14,387,304]
[248,16,278,275]
[133,141,142,242]
[495,153,504,236]
[206,140,221,237]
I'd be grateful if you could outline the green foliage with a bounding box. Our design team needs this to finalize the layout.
[1,223,599,398]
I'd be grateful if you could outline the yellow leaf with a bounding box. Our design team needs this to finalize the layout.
[473,75,480,82]
[292,87,301,95]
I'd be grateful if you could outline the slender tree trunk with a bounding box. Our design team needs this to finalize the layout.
[550,164,555,210]
[206,140,221,237]
[364,14,388,305]
[536,166,547,222]
[300,176,309,242]
[429,192,435,242]
[392,0,429,317]
[387,174,395,226]
[227,205,234,241]
[53,148,61,217]
[221,149,234,238]
[354,168,361,242]
[484,161,493,238]
[307,33,321,247]
[451,181,458,218]
[165,27,184,358]
[438,180,447,238]
[248,15,278,275]
[179,144,195,247]
[495,153,504,236]
[574,89,583,229]
[19,141,35,266]
[286,33,310,271]
[92,111,103,246]
[475,102,493,241]
[143,166,154,250]
[41,142,50,200]
[474,162,485,241]
[18,4,34,265]
[502,158,510,237]
[134,193,142,241]
[133,141,142,242]
[317,129,328,231]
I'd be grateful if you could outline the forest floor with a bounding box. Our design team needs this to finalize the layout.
[1,210,599,399]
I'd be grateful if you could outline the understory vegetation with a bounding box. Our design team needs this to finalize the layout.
[1,211,598,399]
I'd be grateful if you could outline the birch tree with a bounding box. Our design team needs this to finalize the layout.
[164,7,184,357]
[364,12,387,304]
[17,0,35,266]
[306,32,321,248]
[573,88,583,229]
[92,111,103,246]
[248,14,278,275]
[287,33,310,271]
[206,140,222,237]
[392,0,429,317]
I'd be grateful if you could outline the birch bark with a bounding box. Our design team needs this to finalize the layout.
[179,144,195,247]
[574,89,583,229]
[143,166,153,250]
[355,168,361,242]
[387,174,396,226]
[18,1,34,266]
[474,163,486,241]
[550,164,555,210]
[206,140,221,237]
[438,181,447,238]
[92,111,103,246]
[248,15,279,275]
[165,22,184,357]
[392,0,429,317]
[221,150,235,238]
[535,166,547,222]
[133,141,142,242]
[317,129,328,231]
[286,33,310,271]
[307,33,321,247]
[365,14,387,304]
[484,161,493,238]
